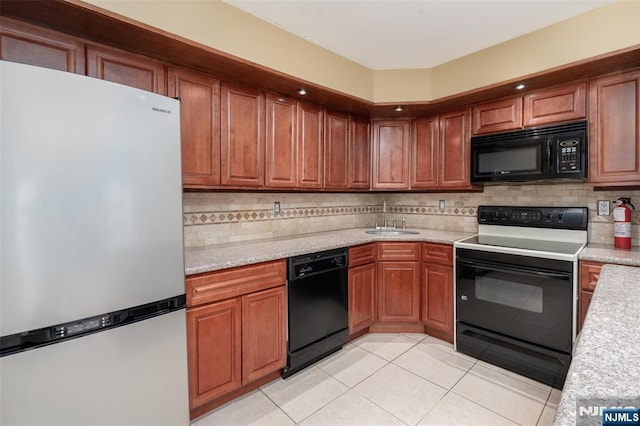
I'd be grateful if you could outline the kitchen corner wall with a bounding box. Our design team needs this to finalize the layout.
[183,183,640,248]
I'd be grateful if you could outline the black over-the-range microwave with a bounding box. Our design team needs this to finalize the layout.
[470,120,587,183]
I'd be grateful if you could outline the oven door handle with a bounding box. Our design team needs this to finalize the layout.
[457,258,571,280]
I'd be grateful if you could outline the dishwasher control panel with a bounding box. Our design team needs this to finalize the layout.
[288,248,348,279]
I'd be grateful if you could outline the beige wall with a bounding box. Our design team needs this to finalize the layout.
[85,0,373,100]
[88,0,639,103]
[430,0,640,99]
[372,68,432,103]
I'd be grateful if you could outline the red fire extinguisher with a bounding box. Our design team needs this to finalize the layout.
[614,197,635,249]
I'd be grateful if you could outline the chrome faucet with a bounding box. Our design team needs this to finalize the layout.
[382,201,388,228]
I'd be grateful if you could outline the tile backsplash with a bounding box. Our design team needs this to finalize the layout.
[183,183,640,247]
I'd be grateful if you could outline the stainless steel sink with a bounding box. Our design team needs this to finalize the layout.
[365,229,419,235]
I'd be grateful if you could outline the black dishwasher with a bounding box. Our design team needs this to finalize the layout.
[283,247,349,378]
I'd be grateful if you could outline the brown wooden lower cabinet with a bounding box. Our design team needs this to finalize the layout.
[421,242,454,342]
[187,286,286,412]
[187,298,242,408]
[578,260,603,332]
[421,263,453,340]
[348,262,376,333]
[185,261,286,416]
[241,287,287,384]
[377,261,421,323]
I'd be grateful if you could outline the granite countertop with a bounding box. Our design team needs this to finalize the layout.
[184,227,474,275]
[578,243,640,266]
[554,264,640,425]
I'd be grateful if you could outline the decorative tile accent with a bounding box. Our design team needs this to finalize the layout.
[184,205,380,226]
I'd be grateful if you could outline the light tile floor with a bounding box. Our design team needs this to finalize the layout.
[193,333,562,426]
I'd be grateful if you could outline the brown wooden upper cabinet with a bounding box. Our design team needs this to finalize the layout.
[523,82,586,127]
[169,67,221,188]
[411,116,439,189]
[439,109,474,189]
[372,120,411,189]
[411,109,473,190]
[589,69,640,186]
[324,111,350,189]
[0,17,85,74]
[297,102,324,188]
[350,117,371,189]
[472,82,587,135]
[472,97,523,135]
[87,44,166,95]
[220,82,265,187]
[265,94,297,188]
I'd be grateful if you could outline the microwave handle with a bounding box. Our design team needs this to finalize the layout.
[546,139,553,174]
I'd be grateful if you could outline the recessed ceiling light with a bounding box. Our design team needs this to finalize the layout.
[394,106,404,112]
[515,83,526,90]
[297,88,307,96]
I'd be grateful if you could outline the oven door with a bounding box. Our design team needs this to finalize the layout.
[456,248,573,353]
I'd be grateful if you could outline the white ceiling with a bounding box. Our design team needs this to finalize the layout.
[223,0,615,70]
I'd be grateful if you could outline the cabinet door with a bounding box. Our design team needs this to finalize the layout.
[324,111,350,188]
[372,120,410,189]
[187,298,241,409]
[348,262,376,333]
[349,117,371,189]
[579,261,603,292]
[472,97,522,135]
[421,263,453,337]
[0,17,85,74]
[524,82,586,127]
[411,116,439,189]
[578,261,602,333]
[377,261,420,322]
[168,67,220,187]
[87,44,166,94]
[221,82,264,187]
[439,109,473,189]
[242,286,287,384]
[265,94,297,188]
[589,70,640,186]
[297,102,324,188]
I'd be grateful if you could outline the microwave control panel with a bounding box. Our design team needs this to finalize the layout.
[556,139,582,173]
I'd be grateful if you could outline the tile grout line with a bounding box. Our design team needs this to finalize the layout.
[257,388,298,426]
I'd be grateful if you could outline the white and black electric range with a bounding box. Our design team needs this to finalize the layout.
[454,205,588,389]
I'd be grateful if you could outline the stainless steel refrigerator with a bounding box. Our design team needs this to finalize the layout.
[0,60,189,425]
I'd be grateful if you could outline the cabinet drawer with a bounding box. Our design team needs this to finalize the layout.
[186,260,286,306]
[377,242,420,261]
[579,261,603,292]
[349,243,376,267]
[421,242,453,265]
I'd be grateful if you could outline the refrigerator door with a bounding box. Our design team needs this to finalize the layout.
[0,310,189,426]
[0,61,189,424]
[0,60,185,334]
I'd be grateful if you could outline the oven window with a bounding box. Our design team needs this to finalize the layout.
[475,273,543,313]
